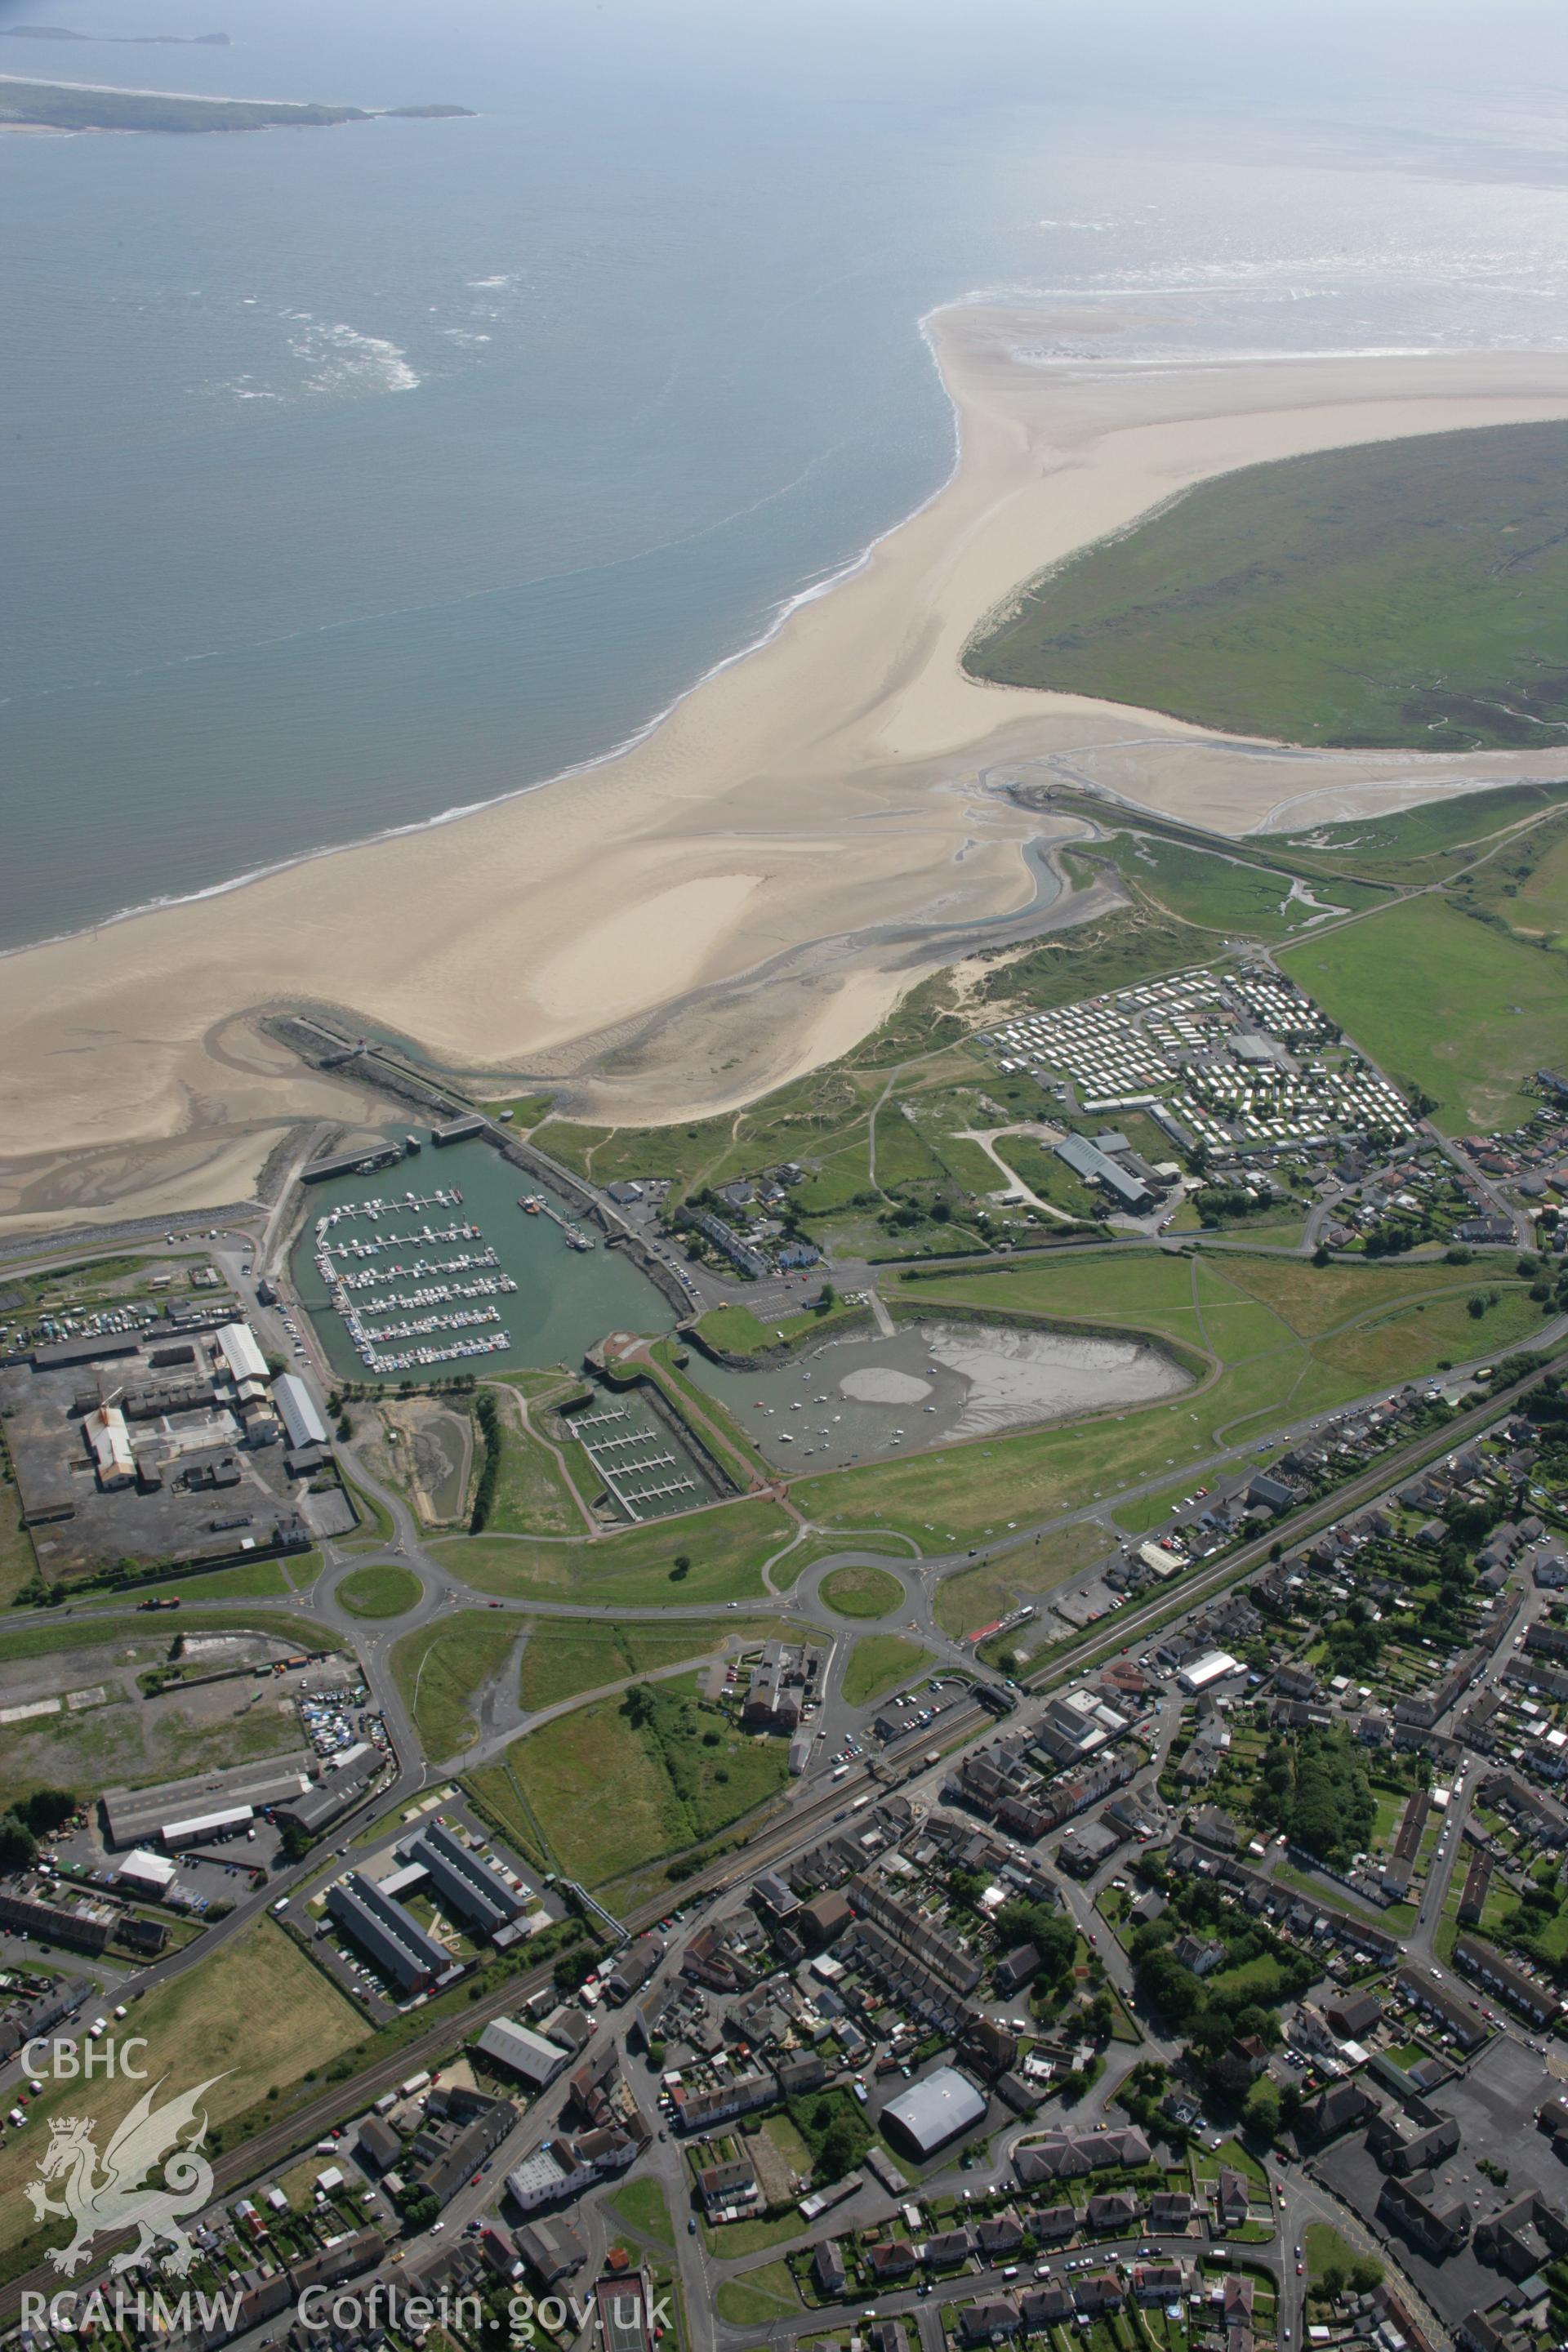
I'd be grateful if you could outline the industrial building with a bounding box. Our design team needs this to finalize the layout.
[1178,1650,1241,1695]
[162,1804,256,1849]
[880,2067,988,2160]
[103,1754,317,1849]
[327,1870,452,1995]
[399,1820,527,1939]
[217,1322,270,1387]
[116,1848,178,1896]
[271,1744,383,1838]
[273,1373,329,1454]
[82,1402,136,1489]
[1054,1132,1156,1215]
[476,2016,572,2088]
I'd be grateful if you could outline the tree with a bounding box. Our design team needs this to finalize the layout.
[1350,2260,1383,2293]
[554,1947,594,1993]
[0,1816,37,1873]
[398,2189,439,2232]
[16,1787,76,1837]
[816,2118,860,2182]
[1243,2076,1281,2142]
[623,1682,659,1730]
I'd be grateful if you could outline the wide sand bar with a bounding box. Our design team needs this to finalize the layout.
[7,311,1568,1232]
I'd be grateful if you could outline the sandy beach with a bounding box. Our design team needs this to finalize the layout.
[7,306,1568,1235]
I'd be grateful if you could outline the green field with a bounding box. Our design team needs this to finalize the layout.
[715,2264,800,2326]
[390,1612,521,1758]
[0,1479,38,1607]
[608,2176,675,2245]
[0,1920,360,2280]
[336,1563,422,1618]
[81,1552,323,1605]
[693,1298,865,1357]
[516,1618,742,1711]
[820,1563,904,1619]
[1276,781,1568,885]
[991,1131,1102,1219]
[1304,2221,1379,2287]
[1504,818,1568,939]
[1071,833,1390,938]
[487,1401,587,1536]
[934,1521,1111,1637]
[434,1494,795,1606]
[0,1679,306,1810]
[966,421,1568,750]
[467,1671,790,1886]
[842,1634,933,1707]
[0,1608,335,1664]
[1281,893,1568,1130]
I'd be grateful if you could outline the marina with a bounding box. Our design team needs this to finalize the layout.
[289,1137,674,1384]
[310,1196,515,1375]
[564,1396,707,1523]
[519,1194,595,1250]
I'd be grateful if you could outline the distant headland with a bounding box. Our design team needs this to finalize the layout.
[0,76,474,133]
[0,24,231,43]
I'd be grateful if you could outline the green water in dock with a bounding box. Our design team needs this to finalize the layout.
[290,1134,675,1383]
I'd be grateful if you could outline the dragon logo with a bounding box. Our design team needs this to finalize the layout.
[25,2075,226,2276]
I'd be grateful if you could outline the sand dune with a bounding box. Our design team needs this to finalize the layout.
[7,306,1568,1232]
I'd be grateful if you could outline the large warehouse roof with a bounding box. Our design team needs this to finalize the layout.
[273,1372,328,1452]
[1178,1650,1241,1695]
[104,1753,316,1847]
[218,1321,270,1386]
[880,2066,987,2158]
[476,2016,570,2087]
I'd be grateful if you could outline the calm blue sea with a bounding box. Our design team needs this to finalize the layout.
[3,0,1568,947]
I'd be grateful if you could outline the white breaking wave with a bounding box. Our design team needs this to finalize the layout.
[286,314,420,396]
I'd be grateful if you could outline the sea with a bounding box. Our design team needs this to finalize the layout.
[4,0,1568,950]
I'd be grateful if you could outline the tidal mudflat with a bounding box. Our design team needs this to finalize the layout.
[687,1315,1188,1471]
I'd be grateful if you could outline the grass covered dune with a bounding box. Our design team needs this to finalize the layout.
[966,420,1568,751]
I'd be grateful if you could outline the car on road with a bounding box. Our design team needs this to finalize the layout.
[1296,2264,1304,2276]
[687,2219,697,2235]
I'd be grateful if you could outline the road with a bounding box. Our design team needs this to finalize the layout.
[1,1195,1559,2330]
